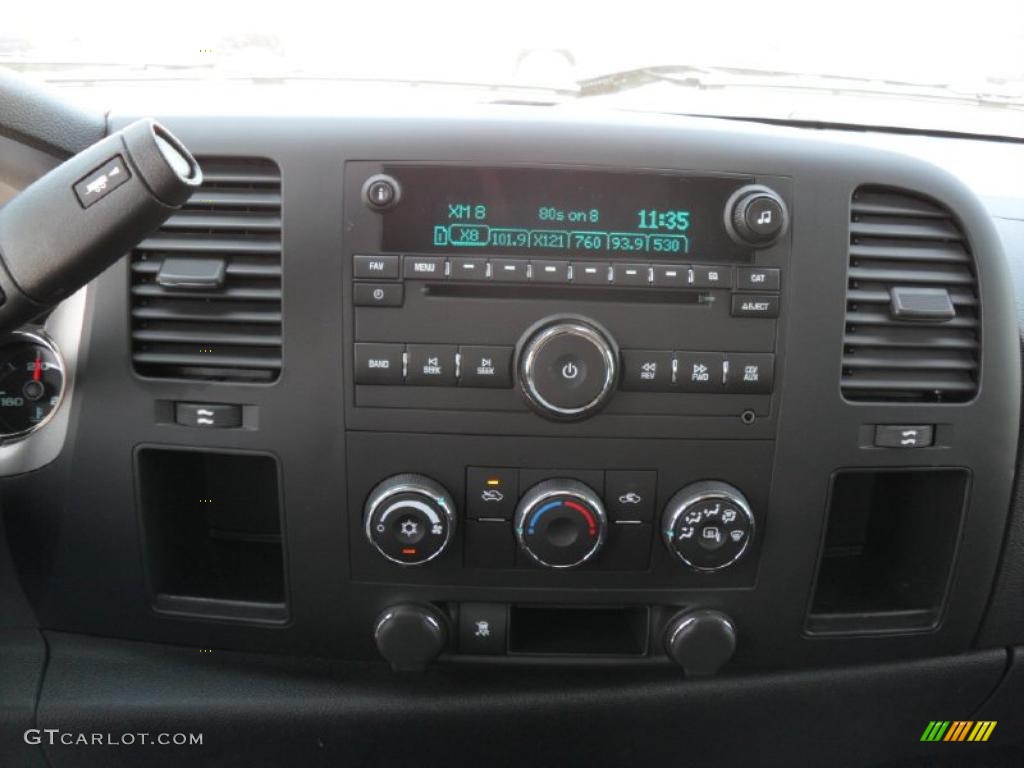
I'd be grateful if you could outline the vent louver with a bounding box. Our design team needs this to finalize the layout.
[842,186,979,402]
[130,158,282,382]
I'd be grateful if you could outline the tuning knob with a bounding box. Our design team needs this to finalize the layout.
[662,481,755,572]
[725,185,788,247]
[374,604,447,671]
[364,474,456,565]
[516,316,618,421]
[514,479,607,568]
[664,609,737,676]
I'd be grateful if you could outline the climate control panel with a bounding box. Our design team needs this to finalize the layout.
[361,469,757,576]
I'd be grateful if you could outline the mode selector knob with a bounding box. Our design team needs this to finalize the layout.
[516,316,618,421]
[725,184,788,247]
[514,479,607,568]
[364,474,456,565]
[662,481,755,572]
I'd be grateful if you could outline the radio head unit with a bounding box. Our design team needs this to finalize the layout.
[345,161,790,432]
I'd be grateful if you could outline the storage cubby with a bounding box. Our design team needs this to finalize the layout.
[136,447,287,623]
[508,605,648,656]
[806,468,968,634]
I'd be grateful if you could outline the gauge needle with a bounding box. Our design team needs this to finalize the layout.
[32,353,42,382]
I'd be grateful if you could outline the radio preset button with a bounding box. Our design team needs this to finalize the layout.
[724,353,774,394]
[573,262,611,285]
[652,264,689,287]
[354,282,403,307]
[531,260,571,283]
[353,254,399,279]
[731,294,780,318]
[736,267,781,291]
[354,343,404,385]
[450,257,488,281]
[621,350,674,392]
[688,265,733,289]
[404,255,446,279]
[612,263,650,286]
[674,352,726,392]
[491,258,529,282]
[459,345,513,388]
[407,344,458,386]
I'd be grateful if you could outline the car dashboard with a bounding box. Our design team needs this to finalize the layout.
[3,102,1024,766]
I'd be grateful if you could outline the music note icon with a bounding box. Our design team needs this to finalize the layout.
[757,210,773,225]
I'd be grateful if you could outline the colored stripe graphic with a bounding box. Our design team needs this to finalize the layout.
[921,721,950,741]
[968,721,997,742]
[944,721,972,741]
[921,720,996,743]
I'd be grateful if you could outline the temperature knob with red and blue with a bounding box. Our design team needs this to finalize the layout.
[514,479,608,568]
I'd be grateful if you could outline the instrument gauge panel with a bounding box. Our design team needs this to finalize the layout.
[0,331,66,441]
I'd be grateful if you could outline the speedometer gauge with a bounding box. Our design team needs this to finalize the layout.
[0,332,65,441]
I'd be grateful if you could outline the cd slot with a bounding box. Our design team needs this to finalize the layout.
[423,283,708,304]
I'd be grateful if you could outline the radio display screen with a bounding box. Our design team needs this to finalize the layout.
[380,165,754,261]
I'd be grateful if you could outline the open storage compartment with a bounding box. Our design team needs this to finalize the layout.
[136,446,287,623]
[508,605,649,656]
[806,468,969,634]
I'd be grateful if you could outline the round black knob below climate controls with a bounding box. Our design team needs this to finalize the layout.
[514,479,607,568]
[364,474,456,565]
[516,316,618,421]
[664,609,737,676]
[374,604,447,671]
[662,481,755,572]
[724,185,788,247]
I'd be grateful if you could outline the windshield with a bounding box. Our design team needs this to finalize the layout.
[4,0,1024,138]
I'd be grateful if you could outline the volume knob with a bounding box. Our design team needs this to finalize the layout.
[516,316,618,421]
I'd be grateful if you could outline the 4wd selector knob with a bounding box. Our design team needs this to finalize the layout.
[514,479,607,568]
[516,316,618,421]
[364,474,456,565]
[662,481,755,572]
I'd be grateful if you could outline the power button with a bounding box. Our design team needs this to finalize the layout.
[517,317,618,420]
[559,358,583,381]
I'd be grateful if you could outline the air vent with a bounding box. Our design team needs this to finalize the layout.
[842,186,979,402]
[131,158,282,382]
